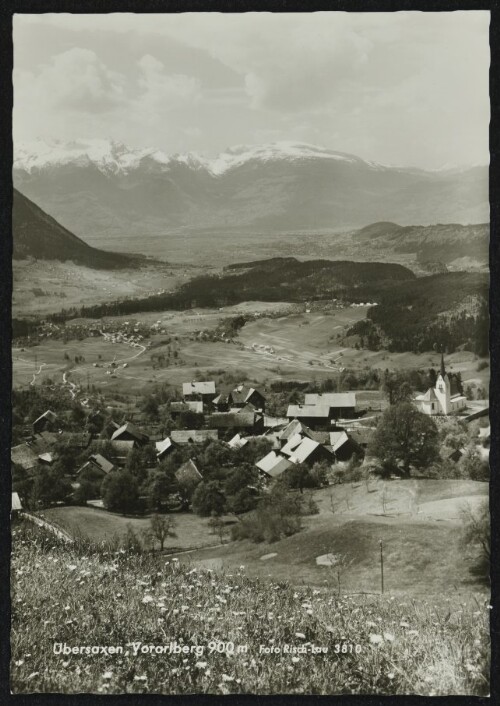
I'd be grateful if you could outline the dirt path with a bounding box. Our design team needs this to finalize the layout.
[23,512,74,544]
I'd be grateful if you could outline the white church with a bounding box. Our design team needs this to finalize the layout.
[414,353,467,416]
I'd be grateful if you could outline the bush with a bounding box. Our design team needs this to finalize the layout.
[231,487,303,543]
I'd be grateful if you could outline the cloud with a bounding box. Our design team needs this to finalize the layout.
[136,54,201,113]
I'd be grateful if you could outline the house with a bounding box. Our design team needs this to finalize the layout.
[38,452,54,465]
[175,459,203,489]
[286,404,331,430]
[329,431,363,462]
[212,393,230,412]
[228,384,266,411]
[77,454,115,479]
[415,354,467,416]
[304,392,357,419]
[227,433,249,450]
[182,381,216,403]
[256,451,293,478]
[155,437,175,460]
[281,434,333,465]
[170,400,204,417]
[109,440,136,465]
[11,492,22,515]
[111,422,149,446]
[345,426,375,450]
[170,429,218,445]
[279,419,316,445]
[263,415,289,430]
[11,444,39,473]
[32,410,58,434]
[209,412,263,435]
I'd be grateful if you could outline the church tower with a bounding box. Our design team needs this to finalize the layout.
[434,351,451,414]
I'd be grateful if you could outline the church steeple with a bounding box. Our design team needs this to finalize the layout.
[440,351,446,378]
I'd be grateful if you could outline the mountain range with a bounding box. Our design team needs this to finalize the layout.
[12,188,138,269]
[14,139,489,250]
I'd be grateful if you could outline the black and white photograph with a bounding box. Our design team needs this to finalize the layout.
[9,10,491,695]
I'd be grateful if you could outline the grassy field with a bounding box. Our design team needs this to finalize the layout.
[12,306,490,395]
[11,520,490,695]
[42,506,229,553]
[40,479,489,596]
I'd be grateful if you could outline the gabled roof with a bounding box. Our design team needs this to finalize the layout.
[111,422,149,442]
[263,416,289,429]
[228,404,256,415]
[33,410,58,426]
[89,454,114,474]
[212,393,229,406]
[256,451,293,478]
[281,433,304,456]
[286,437,328,464]
[11,444,38,471]
[348,427,375,446]
[287,404,330,419]
[304,392,357,408]
[183,381,216,396]
[279,419,315,441]
[110,440,136,453]
[155,437,174,456]
[12,492,22,511]
[230,385,265,405]
[38,452,54,464]
[228,433,249,449]
[171,429,218,444]
[176,459,203,485]
[329,431,350,452]
[57,431,92,448]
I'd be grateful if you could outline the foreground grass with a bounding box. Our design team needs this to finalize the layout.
[11,522,489,695]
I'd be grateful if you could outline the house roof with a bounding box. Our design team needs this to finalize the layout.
[279,419,315,441]
[229,404,256,415]
[256,451,293,478]
[111,422,149,442]
[156,437,174,456]
[263,416,289,429]
[330,431,350,452]
[230,385,265,405]
[348,427,375,446]
[228,433,249,449]
[110,440,136,454]
[209,412,257,428]
[304,392,357,408]
[11,444,38,471]
[33,410,58,426]
[183,381,216,396]
[38,452,54,464]
[287,404,330,419]
[89,454,114,474]
[212,393,230,406]
[287,437,328,464]
[281,433,304,456]
[57,431,92,447]
[171,429,218,444]
[176,459,203,485]
[170,401,204,414]
[12,492,22,511]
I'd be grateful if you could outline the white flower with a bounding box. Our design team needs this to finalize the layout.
[384,632,395,642]
[295,632,306,639]
[388,672,395,679]
[291,656,300,663]
[222,674,234,682]
[195,661,207,669]
[134,675,147,681]
[67,565,77,571]
[399,621,409,628]
[103,671,113,679]
[369,634,383,644]
[142,595,154,604]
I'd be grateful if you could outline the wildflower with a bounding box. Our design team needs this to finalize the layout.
[222,674,234,682]
[366,620,377,627]
[67,565,77,571]
[196,661,207,669]
[134,675,147,681]
[142,595,154,604]
[291,656,300,663]
[388,672,395,680]
[14,660,24,667]
[399,621,409,628]
[103,671,113,679]
[295,632,306,639]
[369,634,383,645]
[383,632,395,642]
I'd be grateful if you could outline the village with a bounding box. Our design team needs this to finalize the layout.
[11,349,490,533]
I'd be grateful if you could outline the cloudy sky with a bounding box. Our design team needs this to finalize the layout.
[13,12,490,169]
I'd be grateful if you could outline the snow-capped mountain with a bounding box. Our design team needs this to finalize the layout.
[13,138,489,249]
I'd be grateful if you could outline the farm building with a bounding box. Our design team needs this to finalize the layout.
[175,459,203,490]
[286,404,331,430]
[11,444,39,473]
[256,451,293,478]
[109,440,136,465]
[155,437,175,460]
[281,434,333,465]
[111,422,149,446]
[77,454,115,479]
[228,385,266,411]
[279,419,316,445]
[414,354,467,416]
[170,429,218,445]
[263,415,289,430]
[32,410,58,434]
[304,392,357,419]
[227,433,249,450]
[209,412,263,435]
[182,381,216,403]
[329,431,363,462]
[57,431,92,449]
[212,393,230,412]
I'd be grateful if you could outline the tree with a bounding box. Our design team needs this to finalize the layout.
[380,371,413,406]
[283,463,316,493]
[142,466,178,511]
[368,402,439,476]
[192,480,227,516]
[102,470,140,514]
[208,513,227,543]
[31,468,72,508]
[147,513,177,551]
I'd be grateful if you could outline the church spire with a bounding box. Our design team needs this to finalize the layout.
[440,350,446,378]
